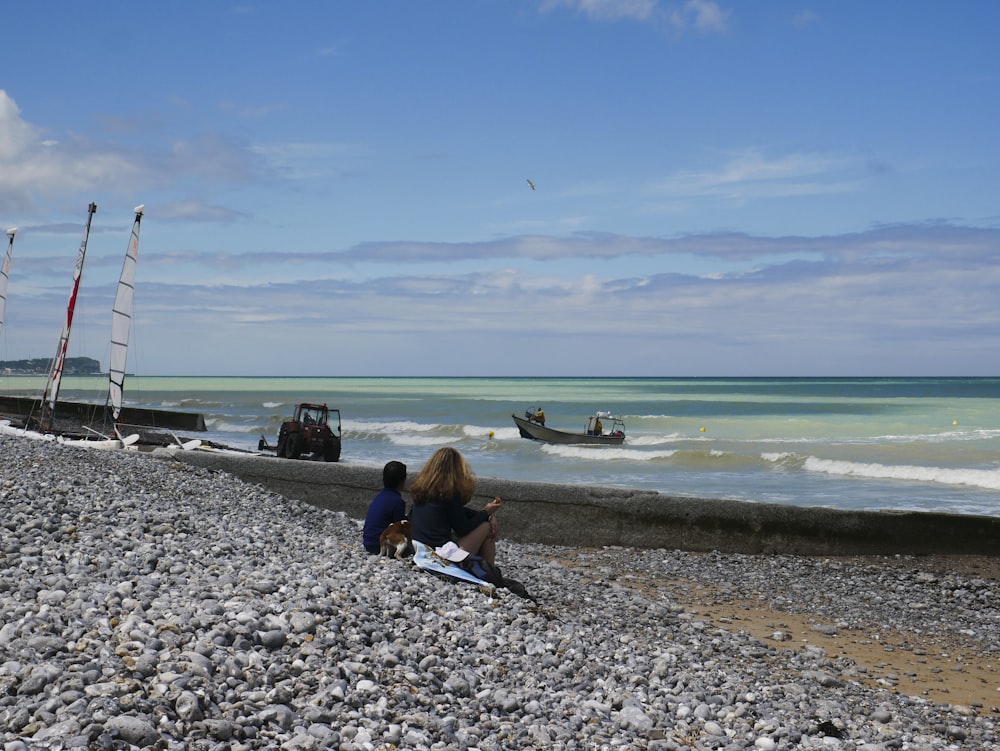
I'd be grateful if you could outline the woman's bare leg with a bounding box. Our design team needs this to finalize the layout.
[479,536,496,566]
[458,521,497,565]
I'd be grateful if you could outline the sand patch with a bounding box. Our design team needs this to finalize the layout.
[681,587,1000,712]
[552,550,1000,713]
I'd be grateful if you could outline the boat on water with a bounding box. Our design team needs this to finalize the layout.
[512,410,626,445]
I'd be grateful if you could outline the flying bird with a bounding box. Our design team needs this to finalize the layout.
[526,179,535,190]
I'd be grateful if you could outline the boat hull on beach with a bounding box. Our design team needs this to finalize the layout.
[512,413,625,445]
[0,419,137,449]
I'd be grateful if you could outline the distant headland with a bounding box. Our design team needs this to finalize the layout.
[0,357,101,376]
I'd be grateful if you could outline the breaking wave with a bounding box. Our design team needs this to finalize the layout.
[802,456,1000,491]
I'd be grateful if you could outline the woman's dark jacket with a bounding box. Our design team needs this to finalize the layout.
[410,496,488,548]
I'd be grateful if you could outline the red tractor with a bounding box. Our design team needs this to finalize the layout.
[266,403,341,462]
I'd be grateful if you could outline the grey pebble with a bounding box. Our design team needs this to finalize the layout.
[0,436,998,750]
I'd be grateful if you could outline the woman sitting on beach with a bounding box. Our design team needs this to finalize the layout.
[409,447,502,565]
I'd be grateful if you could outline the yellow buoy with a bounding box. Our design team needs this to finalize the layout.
[953,420,958,425]
[700,426,706,433]
[488,430,495,438]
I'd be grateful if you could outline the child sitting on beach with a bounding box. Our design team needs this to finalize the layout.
[362,461,408,554]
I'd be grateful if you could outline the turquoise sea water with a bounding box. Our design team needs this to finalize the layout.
[6,376,1000,517]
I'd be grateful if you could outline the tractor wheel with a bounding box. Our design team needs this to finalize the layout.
[323,441,340,462]
[286,432,302,460]
[275,425,290,458]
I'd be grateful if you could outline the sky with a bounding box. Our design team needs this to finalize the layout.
[1,0,998,377]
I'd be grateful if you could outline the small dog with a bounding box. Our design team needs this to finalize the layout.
[379,519,412,559]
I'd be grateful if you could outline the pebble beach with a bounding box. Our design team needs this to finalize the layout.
[2,437,998,750]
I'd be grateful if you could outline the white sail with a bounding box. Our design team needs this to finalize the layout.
[108,205,143,423]
[40,202,97,431]
[0,228,15,337]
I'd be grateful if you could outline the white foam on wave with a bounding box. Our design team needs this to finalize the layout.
[762,452,797,463]
[347,419,440,434]
[625,434,686,446]
[487,426,523,440]
[803,456,1000,491]
[748,427,1000,447]
[262,401,283,409]
[917,427,1000,442]
[834,428,1000,445]
[205,418,255,433]
[541,444,678,461]
[388,434,458,447]
[462,424,520,439]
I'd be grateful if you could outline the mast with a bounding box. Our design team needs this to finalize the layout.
[39,202,97,432]
[107,205,143,429]
[0,228,15,337]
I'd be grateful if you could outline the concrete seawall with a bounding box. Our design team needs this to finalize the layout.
[163,451,1000,557]
[0,396,207,431]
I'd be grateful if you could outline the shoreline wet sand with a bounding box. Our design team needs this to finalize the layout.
[2,438,998,749]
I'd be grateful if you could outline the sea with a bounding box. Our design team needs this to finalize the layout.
[5,376,1000,518]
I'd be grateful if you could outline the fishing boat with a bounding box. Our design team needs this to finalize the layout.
[0,203,143,449]
[511,410,626,445]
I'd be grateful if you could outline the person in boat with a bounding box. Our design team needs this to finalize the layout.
[362,461,408,555]
[593,416,603,436]
[534,406,545,426]
[409,447,502,565]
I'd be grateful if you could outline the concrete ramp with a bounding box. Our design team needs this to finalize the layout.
[159,450,1000,557]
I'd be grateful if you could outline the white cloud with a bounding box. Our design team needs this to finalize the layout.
[0,90,143,207]
[252,140,362,180]
[542,0,730,33]
[0,91,37,160]
[59,223,987,272]
[541,0,657,22]
[6,221,996,376]
[684,0,730,33]
[793,10,821,27]
[168,133,267,183]
[0,91,267,217]
[157,200,248,223]
[650,149,862,204]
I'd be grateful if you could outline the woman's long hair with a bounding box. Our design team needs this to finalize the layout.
[410,447,476,505]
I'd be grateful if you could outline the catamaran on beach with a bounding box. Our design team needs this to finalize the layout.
[0,204,204,448]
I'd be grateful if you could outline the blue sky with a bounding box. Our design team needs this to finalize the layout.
[1,1,998,376]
